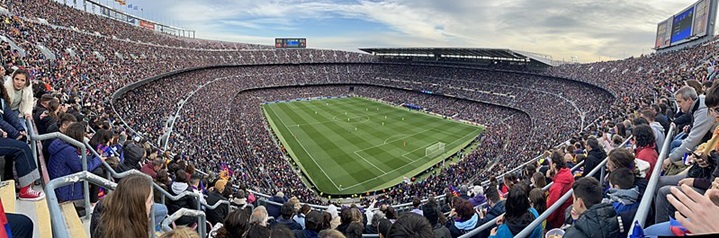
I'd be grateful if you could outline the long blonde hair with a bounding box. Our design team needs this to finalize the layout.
[100,174,153,238]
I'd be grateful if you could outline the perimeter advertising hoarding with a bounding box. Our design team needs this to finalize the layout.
[139,20,154,30]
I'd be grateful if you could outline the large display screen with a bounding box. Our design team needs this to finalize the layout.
[655,18,673,48]
[693,0,711,37]
[275,38,307,48]
[670,6,695,44]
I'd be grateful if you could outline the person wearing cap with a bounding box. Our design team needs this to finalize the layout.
[293,210,323,238]
[206,179,229,225]
[118,143,145,172]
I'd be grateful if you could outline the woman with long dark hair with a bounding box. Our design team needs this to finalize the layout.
[90,174,154,238]
[489,184,542,238]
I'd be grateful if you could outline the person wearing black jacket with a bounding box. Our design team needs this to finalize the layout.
[168,169,199,226]
[271,202,302,230]
[205,179,229,225]
[565,177,619,238]
[583,138,606,181]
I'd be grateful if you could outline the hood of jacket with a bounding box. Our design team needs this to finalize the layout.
[326,204,339,219]
[650,122,664,133]
[454,213,478,230]
[554,167,574,185]
[469,194,488,207]
[606,186,640,205]
[171,182,189,194]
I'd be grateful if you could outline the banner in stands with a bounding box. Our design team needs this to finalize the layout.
[140,20,154,30]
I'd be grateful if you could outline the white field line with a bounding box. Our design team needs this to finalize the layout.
[267,104,342,190]
[340,128,481,191]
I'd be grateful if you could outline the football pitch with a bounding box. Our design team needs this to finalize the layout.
[262,97,484,195]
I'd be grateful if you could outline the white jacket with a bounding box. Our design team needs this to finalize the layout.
[3,78,33,117]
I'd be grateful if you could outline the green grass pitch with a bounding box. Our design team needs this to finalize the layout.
[262,97,484,195]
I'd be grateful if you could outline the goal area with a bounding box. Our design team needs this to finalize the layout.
[425,142,446,158]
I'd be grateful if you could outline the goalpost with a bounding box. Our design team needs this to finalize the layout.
[425,142,446,158]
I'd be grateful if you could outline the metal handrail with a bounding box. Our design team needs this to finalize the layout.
[161,208,207,233]
[459,136,632,238]
[24,119,51,185]
[46,171,115,238]
[629,124,676,236]
[514,136,636,237]
[81,141,229,237]
[27,130,92,219]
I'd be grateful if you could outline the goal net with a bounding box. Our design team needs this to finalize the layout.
[425,142,446,158]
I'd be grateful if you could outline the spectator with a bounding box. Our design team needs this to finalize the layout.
[141,157,164,179]
[605,168,639,237]
[528,188,546,232]
[167,169,199,226]
[48,122,105,203]
[267,191,287,219]
[411,197,424,215]
[205,179,229,225]
[294,210,324,238]
[270,224,296,238]
[667,86,713,175]
[583,137,606,181]
[0,198,33,238]
[90,174,154,238]
[345,222,364,238]
[318,229,346,238]
[387,213,434,238]
[644,178,719,236]
[565,177,619,238]
[478,182,505,238]
[337,207,362,235]
[632,125,658,179]
[294,204,311,229]
[3,68,33,120]
[421,201,451,238]
[530,172,547,190]
[0,86,43,200]
[272,202,302,230]
[468,185,487,208]
[488,184,542,238]
[326,204,341,229]
[211,209,250,238]
[546,150,574,229]
[160,227,199,238]
[246,206,271,238]
[447,198,479,237]
[640,108,665,150]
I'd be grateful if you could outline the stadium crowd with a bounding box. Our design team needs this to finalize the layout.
[2,0,719,237]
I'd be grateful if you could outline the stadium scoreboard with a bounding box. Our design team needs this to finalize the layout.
[275,38,307,48]
[655,0,714,49]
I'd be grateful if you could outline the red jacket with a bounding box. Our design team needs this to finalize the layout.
[635,145,658,179]
[140,162,157,179]
[546,167,575,229]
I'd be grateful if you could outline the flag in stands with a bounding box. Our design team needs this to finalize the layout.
[448,185,461,197]
[0,199,11,238]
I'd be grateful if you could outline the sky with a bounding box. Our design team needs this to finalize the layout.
[73,0,703,62]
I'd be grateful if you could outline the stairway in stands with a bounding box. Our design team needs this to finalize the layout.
[0,180,56,238]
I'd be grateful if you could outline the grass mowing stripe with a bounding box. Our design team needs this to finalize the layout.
[263,97,483,195]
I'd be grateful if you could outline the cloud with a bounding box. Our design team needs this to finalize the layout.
[85,0,703,62]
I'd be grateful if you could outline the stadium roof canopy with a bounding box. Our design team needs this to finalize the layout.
[359,47,555,67]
